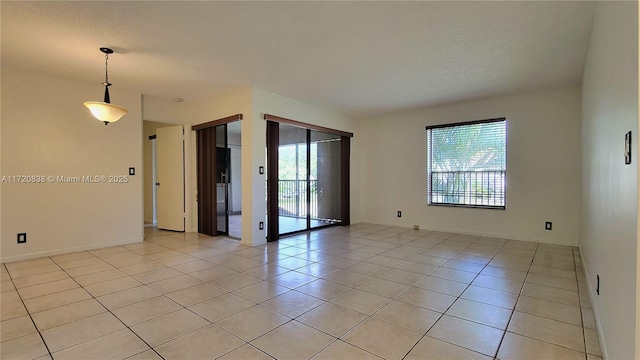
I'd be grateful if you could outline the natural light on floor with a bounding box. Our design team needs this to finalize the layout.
[1,223,601,359]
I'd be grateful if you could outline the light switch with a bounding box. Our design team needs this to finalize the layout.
[625,131,632,165]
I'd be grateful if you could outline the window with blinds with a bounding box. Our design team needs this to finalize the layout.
[426,118,506,209]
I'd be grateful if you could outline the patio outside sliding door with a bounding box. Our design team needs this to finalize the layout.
[278,124,308,234]
[276,125,344,236]
[311,131,342,229]
[266,115,352,242]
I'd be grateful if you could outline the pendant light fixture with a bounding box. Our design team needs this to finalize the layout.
[84,47,128,125]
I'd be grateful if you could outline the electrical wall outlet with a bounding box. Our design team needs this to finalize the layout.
[259,222,264,230]
[397,211,402,217]
[545,222,552,230]
[17,233,27,244]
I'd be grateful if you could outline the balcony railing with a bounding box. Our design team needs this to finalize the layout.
[429,170,506,208]
[278,179,319,219]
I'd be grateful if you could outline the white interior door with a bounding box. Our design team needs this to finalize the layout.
[157,125,185,231]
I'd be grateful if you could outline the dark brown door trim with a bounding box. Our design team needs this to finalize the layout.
[341,136,351,226]
[266,120,352,239]
[192,114,243,131]
[266,121,280,242]
[196,127,217,236]
[264,114,354,138]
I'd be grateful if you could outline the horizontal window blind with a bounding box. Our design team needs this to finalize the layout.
[427,119,506,209]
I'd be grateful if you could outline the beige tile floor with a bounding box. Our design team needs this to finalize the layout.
[1,224,603,359]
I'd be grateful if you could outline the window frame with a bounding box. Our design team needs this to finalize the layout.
[426,117,507,210]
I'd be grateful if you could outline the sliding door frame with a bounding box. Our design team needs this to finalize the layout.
[265,114,353,242]
[266,121,280,242]
[193,114,242,237]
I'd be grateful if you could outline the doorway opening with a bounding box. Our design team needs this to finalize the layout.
[144,121,185,234]
[226,121,242,239]
[151,137,157,225]
[156,125,186,232]
[194,115,243,239]
[266,115,352,241]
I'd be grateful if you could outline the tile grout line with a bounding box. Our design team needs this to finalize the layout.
[195,226,590,358]
[111,234,339,359]
[350,225,587,358]
[573,246,590,360]
[314,231,514,357]
[399,234,517,359]
[391,235,448,357]
[223,229,445,359]
[491,242,539,359]
[4,230,272,359]
[68,246,280,360]
[2,227,598,360]
[4,261,55,360]
[492,246,590,358]
[395,234,460,360]
[48,253,168,360]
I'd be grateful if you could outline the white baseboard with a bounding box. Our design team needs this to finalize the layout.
[578,247,609,360]
[359,219,578,246]
[1,238,143,263]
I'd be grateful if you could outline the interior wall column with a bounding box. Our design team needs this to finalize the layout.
[240,109,267,246]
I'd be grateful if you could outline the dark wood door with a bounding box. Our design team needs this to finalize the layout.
[196,127,217,236]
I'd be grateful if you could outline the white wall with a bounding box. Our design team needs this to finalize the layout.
[144,89,262,244]
[580,2,638,359]
[1,67,143,262]
[188,89,262,245]
[142,88,361,245]
[142,96,187,125]
[360,87,582,245]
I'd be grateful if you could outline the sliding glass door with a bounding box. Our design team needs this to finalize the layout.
[278,124,308,233]
[269,122,348,239]
[215,124,229,235]
[195,115,243,238]
[312,131,342,229]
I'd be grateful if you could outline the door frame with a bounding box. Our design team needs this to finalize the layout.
[193,114,243,237]
[216,124,230,236]
[156,125,186,232]
[265,114,353,242]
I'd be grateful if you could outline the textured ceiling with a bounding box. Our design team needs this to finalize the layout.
[1,1,595,118]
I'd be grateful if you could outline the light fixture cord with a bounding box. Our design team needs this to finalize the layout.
[104,53,109,84]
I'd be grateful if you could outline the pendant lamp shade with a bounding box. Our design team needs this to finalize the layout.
[85,47,128,125]
[83,101,129,123]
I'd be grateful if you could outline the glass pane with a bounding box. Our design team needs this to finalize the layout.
[216,125,228,234]
[311,131,342,228]
[427,120,506,208]
[227,121,242,238]
[278,124,308,234]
